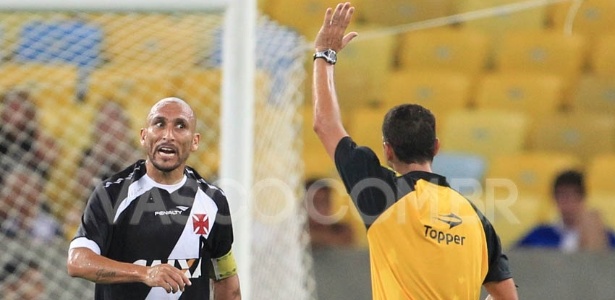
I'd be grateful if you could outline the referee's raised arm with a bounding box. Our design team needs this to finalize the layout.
[311,2,358,160]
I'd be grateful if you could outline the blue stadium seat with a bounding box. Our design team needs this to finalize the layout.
[15,20,103,97]
[432,151,487,197]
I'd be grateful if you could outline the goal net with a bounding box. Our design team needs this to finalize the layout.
[0,8,312,300]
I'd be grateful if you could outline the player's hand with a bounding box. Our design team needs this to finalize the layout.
[314,2,358,52]
[144,264,192,293]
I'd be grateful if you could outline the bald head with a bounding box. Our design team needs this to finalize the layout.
[146,97,196,128]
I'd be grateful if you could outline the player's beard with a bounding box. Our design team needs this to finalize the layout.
[150,151,185,173]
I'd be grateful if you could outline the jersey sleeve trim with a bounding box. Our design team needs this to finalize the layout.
[68,237,101,255]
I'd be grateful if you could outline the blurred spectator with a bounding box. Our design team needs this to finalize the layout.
[1,257,45,300]
[305,178,354,248]
[516,170,615,252]
[0,90,58,183]
[0,165,63,243]
[63,101,139,239]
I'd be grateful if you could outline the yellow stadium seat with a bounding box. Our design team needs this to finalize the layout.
[439,109,529,160]
[334,27,396,109]
[495,30,586,86]
[487,193,548,250]
[261,0,345,40]
[360,0,454,26]
[586,154,615,228]
[85,64,178,132]
[586,154,615,194]
[586,192,615,229]
[174,68,222,134]
[397,27,490,78]
[487,152,581,202]
[571,74,615,114]
[456,0,548,36]
[589,33,615,76]
[0,63,78,107]
[473,72,565,117]
[529,112,615,162]
[480,151,581,249]
[90,14,201,67]
[383,70,472,117]
[346,106,389,164]
[585,152,615,228]
[549,0,615,44]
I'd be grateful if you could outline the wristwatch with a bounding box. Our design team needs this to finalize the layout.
[313,49,337,65]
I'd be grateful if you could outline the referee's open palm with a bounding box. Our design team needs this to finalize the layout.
[314,2,358,52]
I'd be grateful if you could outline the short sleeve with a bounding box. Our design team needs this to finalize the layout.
[480,213,513,283]
[334,136,397,226]
[206,189,234,259]
[70,184,113,255]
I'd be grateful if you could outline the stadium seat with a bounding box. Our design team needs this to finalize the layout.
[495,30,586,86]
[85,64,178,133]
[571,74,615,114]
[589,33,615,76]
[432,151,487,197]
[549,0,615,45]
[92,14,200,68]
[16,20,103,69]
[586,154,615,194]
[360,0,454,26]
[261,0,344,40]
[487,192,547,250]
[346,106,389,164]
[586,154,615,228]
[529,112,615,162]
[174,68,222,134]
[456,0,548,66]
[15,19,103,96]
[482,151,581,248]
[473,72,565,117]
[397,27,490,78]
[439,108,529,160]
[0,63,85,149]
[0,63,79,107]
[487,152,581,201]
[383,70,472,124]
[334,26,396,109]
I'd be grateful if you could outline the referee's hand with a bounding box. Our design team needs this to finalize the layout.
[144,264,192,293]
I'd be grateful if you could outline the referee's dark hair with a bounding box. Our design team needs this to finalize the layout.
[382,104,436,164]
[553,170,586,197]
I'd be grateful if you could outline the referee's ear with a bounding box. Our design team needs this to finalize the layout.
[432,138,440,157]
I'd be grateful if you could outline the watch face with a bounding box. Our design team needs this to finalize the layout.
[314,50,337,64]
[325,50,336,63]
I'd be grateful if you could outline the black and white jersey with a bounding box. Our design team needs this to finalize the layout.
[69,160,234,300]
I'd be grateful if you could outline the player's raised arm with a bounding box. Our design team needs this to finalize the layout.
[312,2,358,160]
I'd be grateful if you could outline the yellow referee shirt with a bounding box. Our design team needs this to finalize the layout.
[334,137,512,300]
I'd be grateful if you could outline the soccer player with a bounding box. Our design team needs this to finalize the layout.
[311,3,518,299]
[67,98,240,299]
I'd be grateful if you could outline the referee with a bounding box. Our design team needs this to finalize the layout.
[311,3,518,299]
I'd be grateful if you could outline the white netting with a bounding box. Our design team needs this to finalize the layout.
[0,10,312,299]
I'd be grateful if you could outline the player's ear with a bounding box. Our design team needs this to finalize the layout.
[140,128,146,146]
[191,133,200,152]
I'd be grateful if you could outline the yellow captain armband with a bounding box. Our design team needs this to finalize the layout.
[209,250,238,280]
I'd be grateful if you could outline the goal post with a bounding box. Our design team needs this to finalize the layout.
[0,1,313,300]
